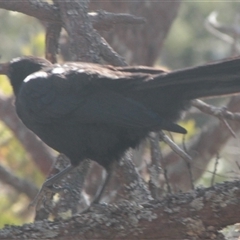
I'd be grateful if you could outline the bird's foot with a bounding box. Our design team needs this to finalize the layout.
[46,184,72,194]
[29,165,75,210]
[29,181,57,210]
[29,184,73,210]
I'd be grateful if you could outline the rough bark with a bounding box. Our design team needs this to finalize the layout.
[1,180,239,239]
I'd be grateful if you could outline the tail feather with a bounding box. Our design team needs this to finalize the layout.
[143,57,240,100]
[130,57,240,125]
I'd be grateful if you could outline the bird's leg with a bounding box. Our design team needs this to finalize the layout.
[80,168,113,214]
[91,170,111,204]
[91,163,114,205]
[29,164,75,209]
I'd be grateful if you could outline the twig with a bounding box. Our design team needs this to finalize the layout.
[181,135,195,190]
[220,118,237,138]
[205,11,240,53]
[205,12,235,44]
[211,153,219,186]
[192,99,239,138]
[159,131,194,190]
[90,10,146,31]
[159,132,192,162]
[192,99,240,122]
[161,153,172,194]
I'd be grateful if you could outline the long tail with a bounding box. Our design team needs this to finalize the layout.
[130,57,240,133]
[144,57,240,100]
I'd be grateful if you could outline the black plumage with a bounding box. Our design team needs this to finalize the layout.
[1,56,240,204]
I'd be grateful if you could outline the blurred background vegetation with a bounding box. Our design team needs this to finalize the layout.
[163,1,240,68]
[0,1,240,227]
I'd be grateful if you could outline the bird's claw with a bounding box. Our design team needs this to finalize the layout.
[28,187,47,210]
[29,184,73,210]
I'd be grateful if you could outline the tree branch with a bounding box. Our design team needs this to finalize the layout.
[0,93,54,175]
[0,164,38,199]
[1,180,240,239]
[0,0,59,22]
[45,22,61,63]
[0,1,145,37]
[53,0,100,62]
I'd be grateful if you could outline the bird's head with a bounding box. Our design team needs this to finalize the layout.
[0,56,52,95]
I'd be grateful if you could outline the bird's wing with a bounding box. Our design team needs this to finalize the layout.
[20,71,185,133]
[114,66,166,75]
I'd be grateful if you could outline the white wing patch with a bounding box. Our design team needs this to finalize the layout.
[52,67,65,75]
[24,71,48,83]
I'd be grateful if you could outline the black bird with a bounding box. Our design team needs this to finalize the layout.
[1,56,240,205]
